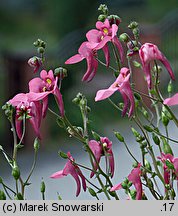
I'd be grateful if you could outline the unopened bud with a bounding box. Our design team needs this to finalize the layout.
[152,133,160,145]
[119,33,129,43]
[91,131,100,141]
[12,165,20,180]
[131,127,140,137]
[54,67,67,79]
[114,131,124,142]
[0,191,6,200]
[161,113,169,126]
[41,181,46,193]
[161,137,173,155]
[14,193,23,200]
[108,15,121,25]
[143,125,153,132]
[0,177,3,184]
[128,21,139,29]
[34,138,40,152]
[167,80,173,94]
[88,187,97,197]
[145,159,152,172]
[59,151,68,159]
[98,14,106,22]
[37,47,45,54]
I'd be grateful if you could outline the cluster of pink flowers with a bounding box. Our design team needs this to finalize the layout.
[8,70,64,140]
[6,13,178,200]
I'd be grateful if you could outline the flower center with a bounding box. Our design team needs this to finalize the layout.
[103,28,109,35]
[43,86,47,92]
[46,78,52,84]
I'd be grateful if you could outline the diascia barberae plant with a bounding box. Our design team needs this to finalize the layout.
[1,4,178,200]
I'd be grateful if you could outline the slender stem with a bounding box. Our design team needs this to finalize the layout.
[111,43,121,71]
[17,116,26,146]
[25,150,38,184]
[123,141,139,164]
[11,119,18,161]
[96,57,118,72]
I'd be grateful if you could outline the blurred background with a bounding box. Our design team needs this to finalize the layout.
[1,0,178,199]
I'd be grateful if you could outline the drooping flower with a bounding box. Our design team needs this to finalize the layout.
[28,70,64,117]
[65,42,98,82]
[158,153,178,185]
[86,18,124,63]
[8,93,42,140]
[28,56,42,73]
[95,67,135,117]
[164,93,178,106]
[139,43,175,89]
[110,163,143,200]
[50,152,86,197]
[128,163,142,200]
[89,136,114,178]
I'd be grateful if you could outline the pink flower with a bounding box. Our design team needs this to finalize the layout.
[164,93,178,106]
[95,67,135,117]
[28,70,64,117]
[89,137,114,178]
[65,42,98,82]
[86,19,124,63]
[110,163,143,200]
[139,43,175,89]
[158,153,178,185]
[28,56,42,73]
[128,163,142,200]
[50,152,86,197]
[8,93,42,140]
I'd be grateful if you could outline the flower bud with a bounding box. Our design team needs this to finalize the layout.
[0,177,3,184]
[59,151,68,159]
[128,21,139,29]
[161,137,173,155]
[37,47,45,54]
[98,4,108,15]
[12,165,20,180]
[130,190,137,200]
[91,131,100,141]
[145,159,152,172]
[108,15,121,25]
[88,187,97,197]
[34,138,40,152]
[0,190,6,200]
[131,127,140,137]
[40,180,46,193]
[28,56,42,73]
[143,125,153,132]
[119,33,129,43]
[114,131,124,142]
[167,80,173,94]
[14,193,23,200]
[152,133,160,145]
[54,67,67,79]
[161,113,169,126]
[98,14,106,22]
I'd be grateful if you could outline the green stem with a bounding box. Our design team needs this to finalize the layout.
[95,57,118,72]
[11,119,18,161]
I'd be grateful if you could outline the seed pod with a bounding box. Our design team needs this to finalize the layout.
[114,132,124,142]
